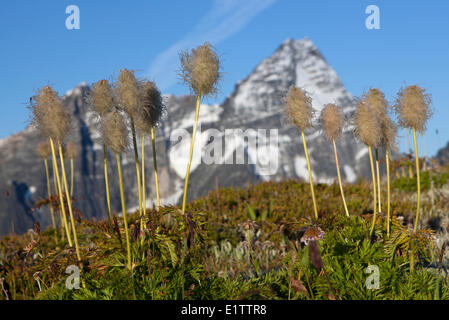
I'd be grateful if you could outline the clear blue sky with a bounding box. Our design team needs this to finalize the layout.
[1,0,448,156]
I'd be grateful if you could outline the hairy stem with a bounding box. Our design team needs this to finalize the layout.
[332,139,349,217]
[376,149,381,213]
[301,130,318,220]
[70,158,74,198]
[130,116,142,219]
[58,141,81,262]
[182,93,201,215]
[368,146,377,237]
[413,127,421,233]
[151,125,160,211]
[44,158,58,243]
[104,144,112,224]
[116,153,132,270]
[386,149,391,237]
[141,134,146,234]
[49,138,72,246]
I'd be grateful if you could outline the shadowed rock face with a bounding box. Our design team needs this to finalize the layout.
[436,142,449,165]
[0,38,371,236]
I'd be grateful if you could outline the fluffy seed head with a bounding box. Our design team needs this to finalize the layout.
[285,86,314,131]
[180,42,221,97]
[364,88,398,150]
[320,103,344,141]
[135,80,164,133]
[382,116,398,151]
[116,69,140,117]
[65,141,78,159]
[354,100,382,148]
[31,85,70,142]
[102,111,128,154]
[37,141,51,159]
[91,79,115,115]
[394,85,432,133]
[365,88,388,117]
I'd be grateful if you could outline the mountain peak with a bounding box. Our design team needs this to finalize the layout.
[230,37,353,118]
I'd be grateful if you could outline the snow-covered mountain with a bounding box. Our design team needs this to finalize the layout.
[0,38,370,235]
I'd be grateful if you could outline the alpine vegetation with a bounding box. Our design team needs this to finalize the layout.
[116,69,143,222]
[65,141,78,198]
[90,79,116,223]
[102,110,132,270]
[37,141,57,242]
[320,103,349,217]
[395,85,432,233]
[135,80,164,221]
[30,85,82,262]
[354,100,381,237]
[179,42,221,215]
[285,86,318,220]
[365,88,398,236]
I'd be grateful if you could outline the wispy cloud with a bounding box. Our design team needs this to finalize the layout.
[147,0,276,91]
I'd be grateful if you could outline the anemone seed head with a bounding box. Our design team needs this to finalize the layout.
[65,141,78,159]
[354,100,382,148]
[37,140,51,159]
[395,85,432,133]
[383,116,398,151]
[180,42,221,97]
[102,111,128,154]
[32,85,70,142]
[365,88,388,117]
[135,80,164,133]
[91,79,115,115]
[116,68,140,117]
[320,103,345,141]
[285,86,314,131]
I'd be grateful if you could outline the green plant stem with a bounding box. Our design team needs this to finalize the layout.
[376,149,381,213]
[141,134,146,234]
[412,127,421,233]
[51,159,64,240]
[368,146,377,237]
[70,158,74,198]
[332,139,349,217]
[386,149,391,237]
[301,129,318,220]
[116,152,132,270]
[103,144,112,224]
[44,158,58,243]
[182,92,201,215]
[151,125,160,211]
[49,137,72,246]
[130,116,143,219]
[58,141,81,263]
